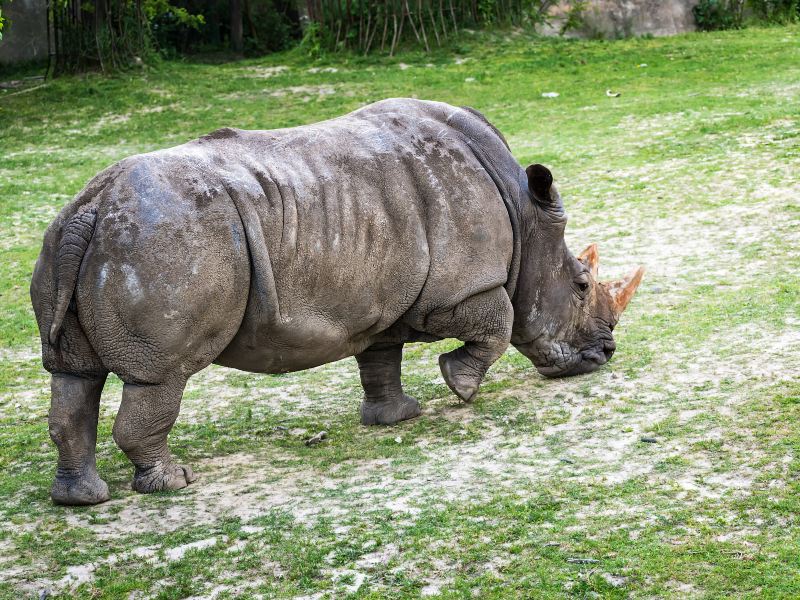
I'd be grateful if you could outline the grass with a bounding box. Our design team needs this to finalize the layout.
[1,24,799,599]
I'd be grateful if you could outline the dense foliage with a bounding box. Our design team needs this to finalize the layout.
[693,0,745,30]
[693,0,799,30]
[42,0,560,73]
[749,0,800,22]
[49,0,205,74]
[13,0,799,75]
[0,0,8,40]
[151,0,299,56]
[299,0,557,55]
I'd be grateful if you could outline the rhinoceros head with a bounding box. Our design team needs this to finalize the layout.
[511,164,645,378]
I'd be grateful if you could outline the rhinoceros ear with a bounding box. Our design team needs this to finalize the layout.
[526,164,552,199]
[526,164,563,216]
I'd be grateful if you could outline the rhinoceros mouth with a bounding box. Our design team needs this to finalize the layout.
[515,340,581,378]
[521,340,614,378]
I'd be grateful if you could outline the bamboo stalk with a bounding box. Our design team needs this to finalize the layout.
[380,0,389,51]
[417,0,430,52]
[358,2,364,50]
[403,0,422,46]
[449,0,458,34]
[364,6,378,54]
[427,0,440,46]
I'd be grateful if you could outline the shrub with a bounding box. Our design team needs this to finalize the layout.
[693,0,745,30]
[749,0,800,23]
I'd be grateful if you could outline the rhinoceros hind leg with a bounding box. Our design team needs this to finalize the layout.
[49,373,110,505]
[356,343,421,426]
[113,377,196,494]
[434,287,513,402]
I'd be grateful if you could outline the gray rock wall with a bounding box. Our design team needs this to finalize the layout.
[545,0,700,38]
[0,0,48,65]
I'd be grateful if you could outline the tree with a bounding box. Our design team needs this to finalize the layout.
[231,0,243,52]
[48,0,204,75]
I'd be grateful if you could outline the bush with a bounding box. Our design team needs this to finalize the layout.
[693,0,744,30]
[749,0,800,22]
[151,0,299,57]
[694,0,799,30]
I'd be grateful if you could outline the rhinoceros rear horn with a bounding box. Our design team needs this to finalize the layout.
[578,243,600,279]
[607,266,646,319]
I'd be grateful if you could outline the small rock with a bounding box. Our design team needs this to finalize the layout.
[559,457,575,464]
[305,431,328,446]
[567,557,599,564]
[394,436,402,444]
[465,77,476,82]
[651,286,666,294]
[640,436,658,443]
[606,89,621,97]
[39,590,50,600]
[541,91,559,98]
[602,573,627,587]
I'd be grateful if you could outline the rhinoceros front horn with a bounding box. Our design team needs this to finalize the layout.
[606,266,646,319]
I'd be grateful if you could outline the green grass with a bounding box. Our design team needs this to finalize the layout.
[1,25,799,599]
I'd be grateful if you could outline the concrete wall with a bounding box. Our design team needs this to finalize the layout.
[545,0,700,38]
[0,0,48,65]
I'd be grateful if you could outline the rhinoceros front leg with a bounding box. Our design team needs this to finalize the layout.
[356,343,421,426]
[49,373,110,505]
[113,376,197,494]
[432,287,513,402]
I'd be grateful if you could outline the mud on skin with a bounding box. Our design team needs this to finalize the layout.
[30,98,643,506]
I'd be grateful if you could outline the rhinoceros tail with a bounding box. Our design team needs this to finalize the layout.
[48,208,98,346]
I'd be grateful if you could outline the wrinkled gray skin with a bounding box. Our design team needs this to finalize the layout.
[31,99,643,506]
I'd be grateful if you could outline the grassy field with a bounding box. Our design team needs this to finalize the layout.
[1,25,799,599]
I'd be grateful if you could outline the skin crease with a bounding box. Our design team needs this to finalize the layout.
[30,99,643,505]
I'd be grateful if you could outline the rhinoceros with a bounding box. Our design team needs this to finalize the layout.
[31,98,643,505]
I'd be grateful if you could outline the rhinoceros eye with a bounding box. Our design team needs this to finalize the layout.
[574,272,590,296]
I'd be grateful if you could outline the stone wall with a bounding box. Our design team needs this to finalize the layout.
[545,0,700,38]
[0,0,48,65]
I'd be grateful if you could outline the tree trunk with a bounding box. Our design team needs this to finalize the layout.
[231,0,243,53]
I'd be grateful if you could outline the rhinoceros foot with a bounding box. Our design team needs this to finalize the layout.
[51,468,111,506]
[360,394,421,426]
[132,461,197,494]
[438,350,482,402]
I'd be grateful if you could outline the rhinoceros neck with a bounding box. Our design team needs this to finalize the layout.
[509,202,561,343]
[460,143,525,301]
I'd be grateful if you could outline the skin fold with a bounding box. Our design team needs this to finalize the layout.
[30,98,643,505]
